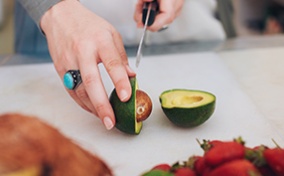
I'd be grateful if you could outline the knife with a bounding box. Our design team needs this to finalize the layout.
[135,0,159,68]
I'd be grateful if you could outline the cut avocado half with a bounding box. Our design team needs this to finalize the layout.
[110,77,152,135]
[159,89,216,127]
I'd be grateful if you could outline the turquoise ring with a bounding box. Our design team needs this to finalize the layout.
[63,70,82,90]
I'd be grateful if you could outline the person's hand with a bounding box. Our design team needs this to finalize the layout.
[40,0,136,130]
[134,0,184,31]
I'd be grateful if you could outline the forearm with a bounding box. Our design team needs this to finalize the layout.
[17,0,61,26]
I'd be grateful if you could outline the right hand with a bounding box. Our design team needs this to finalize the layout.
[134,0,184,31]
[40,0,136,130]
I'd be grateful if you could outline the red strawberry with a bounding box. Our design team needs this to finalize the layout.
[200,140,224,152]
[193,156,211,175]
[209,140,224,147]
[200,137,245,153]
[245,145,267,167]
[204,141,245,167]
[207,159,261,176]
[152,163,171,172]
[263,148,284,176]
[257,165,276,176]
[174,167,196,176]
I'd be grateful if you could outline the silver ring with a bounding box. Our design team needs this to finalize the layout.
[158,25,169,32]
[63,70,82,90]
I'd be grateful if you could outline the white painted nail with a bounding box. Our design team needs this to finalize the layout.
[120,89,129,101]
[103,116,114,130]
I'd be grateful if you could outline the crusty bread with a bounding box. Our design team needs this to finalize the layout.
[0,113,112,176]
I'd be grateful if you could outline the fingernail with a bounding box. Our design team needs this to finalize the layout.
[120,89,129,101]
[103,117,114,130]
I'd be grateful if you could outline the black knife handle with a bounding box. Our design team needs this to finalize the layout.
[142,0,159,26]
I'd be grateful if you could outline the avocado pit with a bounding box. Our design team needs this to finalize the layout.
[136,90,152,122]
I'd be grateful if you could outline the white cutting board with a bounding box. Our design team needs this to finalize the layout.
[0,52,283,176]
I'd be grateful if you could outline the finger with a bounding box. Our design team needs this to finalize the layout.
[67,88,93,113]
[78,46,115,130]
[148,15,172,31]
[62,73,93,113]
[74,84,98,115]
[147,6,175,32]
[134,0,145,24]
[112,32,136,77]
[99,35,132,103]
[53,53,93,113]
[134,0,154,27]
[147,0,183,32]
[112,32,128,65]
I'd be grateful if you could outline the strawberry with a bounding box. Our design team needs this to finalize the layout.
[204,141,245,167]
[200,139,224,152]
[207,159,261,176]
[257,165,276,176]
[193,156,211,175]
[174,167,196,176]
[152,163,171,172]
[263,148,284,176]
[200,137,245,153]
[245,145,267,167]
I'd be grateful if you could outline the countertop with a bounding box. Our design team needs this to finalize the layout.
[1,35,284,175]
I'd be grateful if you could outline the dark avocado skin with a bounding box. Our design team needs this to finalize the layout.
[161,101,215,127]
[109,77,141,135]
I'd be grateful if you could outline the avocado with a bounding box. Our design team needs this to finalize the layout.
[109,77,152,134]
[159,89,216,127]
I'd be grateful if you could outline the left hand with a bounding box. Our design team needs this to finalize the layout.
[134,0,184,32]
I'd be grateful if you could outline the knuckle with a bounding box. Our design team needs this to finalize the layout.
[76,88,89,100]
[113,78,125,89]
[68,90,77,98]
[82,73,97,88]
[94,103,107,115]
[119,51,127,61]
[105,59,121,73]
[96,29,113,43]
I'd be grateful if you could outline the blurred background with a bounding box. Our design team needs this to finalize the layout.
[0,0,14,54]
[1,0,284,55]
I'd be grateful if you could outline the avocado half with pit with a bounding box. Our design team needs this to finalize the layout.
[159,89,216,127]
[109,77,152,135]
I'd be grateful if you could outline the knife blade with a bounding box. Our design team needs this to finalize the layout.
[135,0,159,68]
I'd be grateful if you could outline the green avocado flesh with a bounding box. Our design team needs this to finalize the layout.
[159,89,216,127]
[109,77,142,135]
